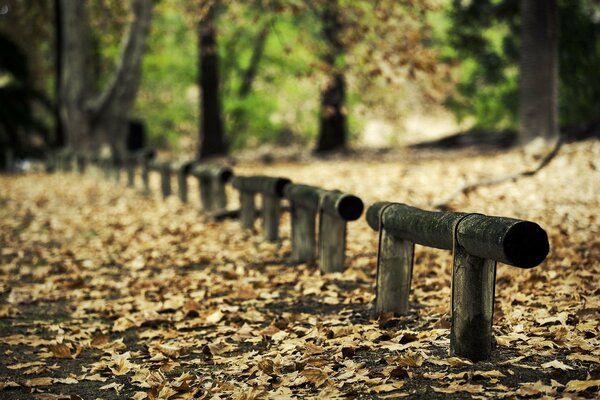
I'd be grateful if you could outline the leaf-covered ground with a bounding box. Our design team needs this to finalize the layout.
[1,140,599,399]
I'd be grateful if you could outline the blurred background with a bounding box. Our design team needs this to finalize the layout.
[1,0,599,165]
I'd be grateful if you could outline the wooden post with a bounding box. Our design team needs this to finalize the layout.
[192,165,233,212]
[232,176,291,239]
[451,233,497,361]
[318,190,364,274]
[240,191,255,230]
[366,202,550,360]
[198,176,213,211]
[212,177,228,210]
[319,211,346,273]
[262,194,281,242]
[126,157,136,188]
[375,229,415,315]
[112,157,121,183]
[172,161,193,203]
[284,184,321,264]
[291,205,317,263]
[177,168,188,202]
[159,163,171,198]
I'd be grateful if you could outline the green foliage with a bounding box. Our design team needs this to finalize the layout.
[135,0,198,150]
[442,0,600,131]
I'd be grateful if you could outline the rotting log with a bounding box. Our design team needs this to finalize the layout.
[318,190,363,273]
[191,165,233,211]
[231,175,291,241]
[366,201,549,361]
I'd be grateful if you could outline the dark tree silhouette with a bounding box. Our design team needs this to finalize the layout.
[519,0,559,143]
[315,0,347,153]
[198,3,227,160]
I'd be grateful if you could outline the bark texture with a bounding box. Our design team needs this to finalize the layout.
[198,4,227,160]
[315,0,347,153]
[519,0,559,143]
[59,0,153,155]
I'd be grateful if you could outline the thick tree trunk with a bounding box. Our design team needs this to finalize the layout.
[198,4,227,160]
[90,0,153,157]
[58,0,153,155]
[315,0,347,153]
[59,0,93,151]
[519,0,559,144]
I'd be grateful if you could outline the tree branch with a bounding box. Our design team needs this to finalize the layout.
[433,135,565,210]
[87,0,154,119]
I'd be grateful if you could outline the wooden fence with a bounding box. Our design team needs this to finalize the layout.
[45,150,550,361]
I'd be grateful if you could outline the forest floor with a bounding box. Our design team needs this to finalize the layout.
[0,139,599,399]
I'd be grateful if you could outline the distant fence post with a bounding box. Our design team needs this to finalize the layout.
[138,150,155,194]
[170,161,194,203]
[366,201,549,361]
[191,165,233,212]
[149,160,171,199]
[318,190,363,273]
[125,155,136,187]
[232,176,291,241]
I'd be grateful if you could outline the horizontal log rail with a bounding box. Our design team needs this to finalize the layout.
[191,165,233,212]
[366,201,549,361]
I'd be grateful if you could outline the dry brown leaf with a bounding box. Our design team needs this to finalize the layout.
[370,381,405,393]
[565,379,600,392]
[301,367,330,387]
[48,343,74,359]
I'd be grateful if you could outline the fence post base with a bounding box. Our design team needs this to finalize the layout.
[262,195,281,242]
[451,226,497,361]
[240,192,255,230]
[291,206,317,264]
[319,211,346,273]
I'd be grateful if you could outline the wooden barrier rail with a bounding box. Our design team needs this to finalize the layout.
[283,184,364,273]
[191,165,233,212]
[231,175,291,242]
[49,151,551,362]
[366,201,549,361]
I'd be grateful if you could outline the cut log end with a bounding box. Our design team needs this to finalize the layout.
[503,221,549,268]
[275,178,292,197]
[338,195,364,221]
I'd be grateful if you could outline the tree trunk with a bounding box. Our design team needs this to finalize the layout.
[315,0,347,153]
[198,4,227,160]
[519,0,559,144]
[58,0,153,155]
[53,0,64,148]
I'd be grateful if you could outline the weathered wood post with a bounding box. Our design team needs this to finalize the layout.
[137,149,155,194]
[231,176,291,241]
[124,154,136,187]
[366,202,549,361]
[318,191,363,273]
[149,160,172,199]
[111,155,122,183]
[191,165,233,211]
[283,184,322,264]
[170,161,195,203]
